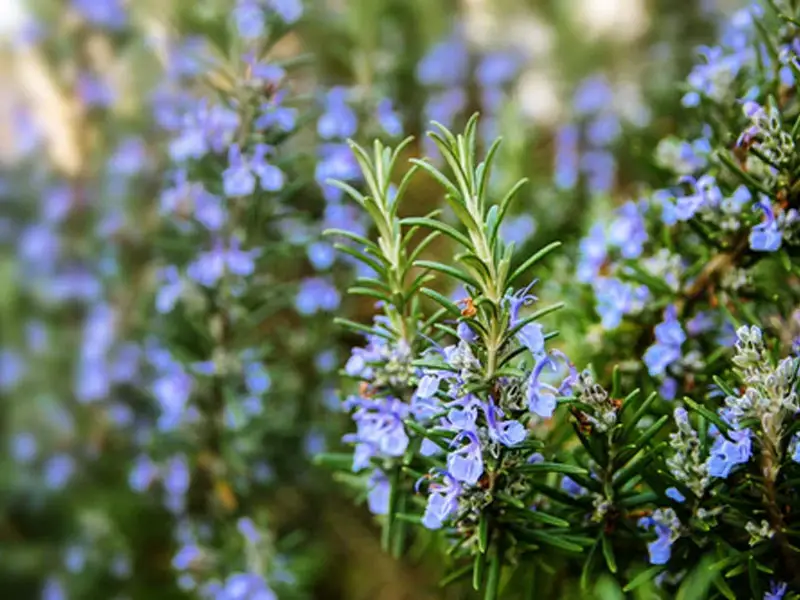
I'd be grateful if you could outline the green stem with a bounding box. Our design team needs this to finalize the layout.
[484,543,503,600]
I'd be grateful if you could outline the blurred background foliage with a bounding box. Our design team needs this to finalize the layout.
[0,0,745,598]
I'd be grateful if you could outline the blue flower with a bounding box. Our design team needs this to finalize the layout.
[72,0,126,29]
[643,305,685,378]
[447,431,484,485]
[765,581,788,600]
[376,99,403,137]
[554,125,580,191]
[318,87,358,139]
[366,470,390,515]
[295,277,341,315]
[417,35,469,87]
[560,476,586,498]
[749,200,782,252]
[268,0,303,23]
[187,237,258,287]
[223,143,284,197]
[421,472,462,529]
[234,0,265,39]
[707,428,752,478]
[485,403,527,447]
[665,487,685,503]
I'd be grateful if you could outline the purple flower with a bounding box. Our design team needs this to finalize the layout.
[643,305,685,378]
[129,455,158,492]
[234,0,265,39]
[295,277,341,315]
[447,431,484,485]
[187,237,258,287]
[593,277,648,330]
[607,201,647,259]
[43,454,76,490]
[268,0,303,23]
[749,201,782,252]
[554,125,580,190]
[485,403,526,447]
[223,144,284,197]
[366,470,390,515]
[244,361,271,395]
[72,0,126,29]
[318,87,358,140]
[77,73,115,108]
[560,476,586,497]
[573,75,614,115]
[665,487,685,503]
[476,52,519,87]
[421,472,462,529]
[417,35,469,87]
[707,428,752,478]
[765,581,788,600]
[307,241,336,270]
[526,353,574,419]
[377,99,403,137]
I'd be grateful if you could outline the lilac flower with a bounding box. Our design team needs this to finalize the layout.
[456,321,477,343]
[234,0,266,39]
[223,144,284,197]
[423,88,467,129]
[607,201,647,259]
[316,145,361,201]
[237,517,261,545]
[643,305,685,378]
[268,0,303,23]
[221,573,277,600]
[172,544,201,570]
[527,353,574,419]
[77,73,115,108]
[560,476,586,498]
[587,113,621,147]
[421,472,462,529]
[665,487,685,503]
[593,277,649,330]
[707,428,752,478]
[129,454,158,492]
[638,508,681,565]
[109,137,147,176]
[43,453,76,490]
[749,201,782,252]
[765,581,788,600]
[295,277,341,315]
[244,361,271,395]
[554,125,580,191]
[376,99,403,137]
[41,577,66,600]
[576,224,607,283]
[447,431,484,485]
[476,52,519,88]
[417,35,469,87]
[187,237,258,287]
[485,403,526,447]
[307,241,336,270]
[507,282,545,355]
[255,92,297,132]
[317,87,358,139]
[72,0,126,29]
[573,75,614,116]
[581,150,615,194]
[0,350,26,391]
[366,470,390,515]
[10,432,36,465]
[163,454,191,513]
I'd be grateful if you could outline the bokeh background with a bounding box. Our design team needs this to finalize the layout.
[0,0,745,598]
